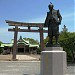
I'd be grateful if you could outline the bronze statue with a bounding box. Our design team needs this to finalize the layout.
[44,2,62,46]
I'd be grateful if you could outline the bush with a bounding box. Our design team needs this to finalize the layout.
[59,35,75,62]
[0,48,3,54]
[37,47,41,54]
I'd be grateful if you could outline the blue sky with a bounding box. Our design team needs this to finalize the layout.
[0,0,75,43]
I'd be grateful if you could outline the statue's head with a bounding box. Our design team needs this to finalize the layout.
[48,2,54,10]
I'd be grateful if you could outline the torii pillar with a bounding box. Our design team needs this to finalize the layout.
[12,26,18,60]
[39,25,44,51]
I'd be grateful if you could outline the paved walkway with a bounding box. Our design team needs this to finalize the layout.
[0,55,75,75]
[0,55,40,61]
[0,61,75,75]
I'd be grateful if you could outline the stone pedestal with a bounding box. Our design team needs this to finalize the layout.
[40,47,67,75]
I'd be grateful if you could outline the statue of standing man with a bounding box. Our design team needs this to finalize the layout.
[44,2,62,47]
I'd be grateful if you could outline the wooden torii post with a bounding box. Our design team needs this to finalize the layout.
[5,20,48,60]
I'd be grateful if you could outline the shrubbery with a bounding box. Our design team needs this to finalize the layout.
[0,48,3,54]
[59,35,75,62]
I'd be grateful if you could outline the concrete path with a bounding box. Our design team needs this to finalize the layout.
[0,61,75,75]
[0,61,40,75]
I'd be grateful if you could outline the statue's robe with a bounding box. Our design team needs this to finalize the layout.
[44,9,62,36]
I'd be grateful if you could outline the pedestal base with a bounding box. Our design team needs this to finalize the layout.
[40,47,67,75]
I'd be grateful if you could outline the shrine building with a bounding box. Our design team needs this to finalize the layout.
[0,36,39,54]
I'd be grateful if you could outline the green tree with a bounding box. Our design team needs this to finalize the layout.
[59,35,75,60]
[59,25,75,62]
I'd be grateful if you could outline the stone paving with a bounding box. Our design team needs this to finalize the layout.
[0,61,75,75]
[0,55,75,75]
[0,61,40,75]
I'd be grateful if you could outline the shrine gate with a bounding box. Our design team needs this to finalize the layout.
[6,20,48,60]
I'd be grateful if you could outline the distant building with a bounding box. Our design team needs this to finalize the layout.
[0,36,39,54]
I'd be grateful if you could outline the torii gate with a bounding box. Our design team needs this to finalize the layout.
[5,20,48,60]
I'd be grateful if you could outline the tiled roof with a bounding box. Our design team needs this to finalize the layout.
[0,37,39,48]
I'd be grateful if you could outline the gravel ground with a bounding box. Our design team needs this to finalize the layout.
[0,54,40,61]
